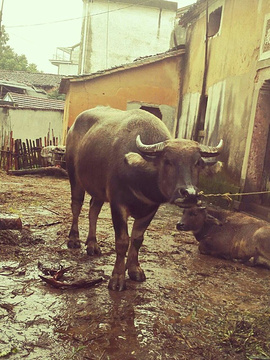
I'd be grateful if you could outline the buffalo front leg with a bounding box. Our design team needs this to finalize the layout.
[126,207,158,282]
[86,197,103,256]
[108,204,129,291]
[68,186,85,249]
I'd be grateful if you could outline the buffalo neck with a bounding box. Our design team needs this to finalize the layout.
[193,222,213,242]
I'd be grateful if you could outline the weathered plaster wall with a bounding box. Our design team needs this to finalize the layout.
[244,91,270,193]
[0,108,63,146]
[178,92,200,139]
[179,0,270,183]
[0,108,11,147]
[63,54,182,141]
[80,0,177,73]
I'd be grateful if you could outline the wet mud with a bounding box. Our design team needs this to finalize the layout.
[0,171,270,359]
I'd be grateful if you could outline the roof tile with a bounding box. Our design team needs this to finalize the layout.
[4,92,64,111]
[0,70,64,88]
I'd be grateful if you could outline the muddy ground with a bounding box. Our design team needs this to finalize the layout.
[0,170,270,360]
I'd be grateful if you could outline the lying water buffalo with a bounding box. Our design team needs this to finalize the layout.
[177,206,270,269]
[66,106,223,290]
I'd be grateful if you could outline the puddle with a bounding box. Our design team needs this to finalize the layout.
[1,172,270,359]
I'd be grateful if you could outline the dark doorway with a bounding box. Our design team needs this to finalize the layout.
[246,80,270,206]
[140,106,162,120]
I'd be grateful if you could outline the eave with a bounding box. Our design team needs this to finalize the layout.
[59,47,185,94]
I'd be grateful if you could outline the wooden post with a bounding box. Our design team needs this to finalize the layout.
[0,215,22,230]
[193,0,209,142]
[6,146,10,172]
[10,133,14,170]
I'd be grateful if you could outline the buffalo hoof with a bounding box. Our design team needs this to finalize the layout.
[67,239,81,249]
[128,267,146,282]
[86,243,101,256]
[108,274,126,291]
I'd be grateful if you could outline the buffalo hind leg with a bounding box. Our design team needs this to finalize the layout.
[126,207,158,282]
[86,197,103,256]
[108,203,129,291]
[68,185,85,249]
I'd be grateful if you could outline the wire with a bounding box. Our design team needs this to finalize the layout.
[6,16,82,28]
[5,0,156,29]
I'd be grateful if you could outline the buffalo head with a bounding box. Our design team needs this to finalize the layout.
[125,136,223,207]
[177,206,222,234]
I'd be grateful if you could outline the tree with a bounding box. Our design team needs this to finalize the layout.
[48,89,65,101]
[0,26,39,72]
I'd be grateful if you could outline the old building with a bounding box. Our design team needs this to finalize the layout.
[0,70,63,96]
[0,93,64,146]
[79,0,177,74]
[50,44,80,76]
[52,0,178,75]
[60,48,184,141]
[60,0,270,217]
[0,71,65,149]
[177,0,270,215]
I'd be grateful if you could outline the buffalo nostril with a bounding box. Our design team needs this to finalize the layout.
[180,187,197,198]
[176,222,184,230]
[180,188,189,198]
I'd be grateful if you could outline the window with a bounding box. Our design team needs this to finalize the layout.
[260,14,270,61]
[208,7,222,37]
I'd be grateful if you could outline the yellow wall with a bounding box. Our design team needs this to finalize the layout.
[179,0,270,183]
[183,0,263,93]
[62,54,183,142]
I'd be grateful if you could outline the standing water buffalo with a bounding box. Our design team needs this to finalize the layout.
[66,106,223,290]
[177,206,270,269]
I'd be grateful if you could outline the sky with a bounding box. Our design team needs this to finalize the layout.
[2,0,196,74]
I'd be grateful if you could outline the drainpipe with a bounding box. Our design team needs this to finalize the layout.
[81,0,89,74]
[194,0,209,142]
[175,54,185,139]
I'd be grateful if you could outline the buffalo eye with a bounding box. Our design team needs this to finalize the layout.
[164,158,173,166]
[195,158,205,168]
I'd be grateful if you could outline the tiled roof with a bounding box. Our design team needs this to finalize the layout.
[4,92,65,111]
[178,0,205,26]
[0,70,64,89]
[107,0,178,11]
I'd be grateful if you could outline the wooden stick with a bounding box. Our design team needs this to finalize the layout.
[39,275,103,289]
[8,167,68,178]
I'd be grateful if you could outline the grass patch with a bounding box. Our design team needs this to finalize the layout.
[217,310,270,359]
[199,171,240,208]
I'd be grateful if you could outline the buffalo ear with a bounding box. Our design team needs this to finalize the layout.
[206,214,223,226]
[125,152,156,172]
[201,160,223,177]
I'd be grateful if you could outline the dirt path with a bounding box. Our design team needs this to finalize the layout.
[0,171,270,360]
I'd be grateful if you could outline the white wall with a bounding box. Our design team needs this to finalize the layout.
[81,0,177,73]
[0,108,63,147]
[58,63,79,76]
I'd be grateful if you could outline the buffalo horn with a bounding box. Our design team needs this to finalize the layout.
[199,139,223,157]
[136,135,166,153]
